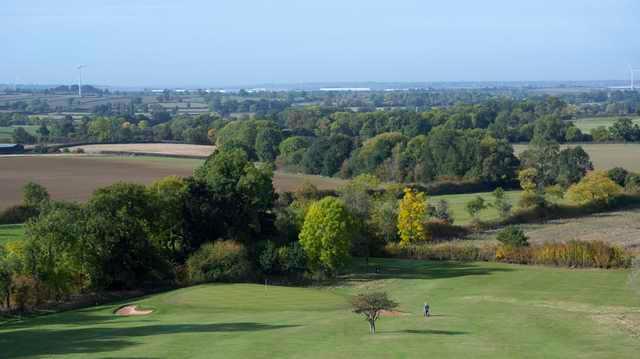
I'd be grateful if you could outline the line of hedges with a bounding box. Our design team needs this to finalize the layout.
[383,240,633,269]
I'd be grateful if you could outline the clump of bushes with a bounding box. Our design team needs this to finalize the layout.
[186,240,252,283]
[495,226,528,247]
[384,240,631,269]
[384,242,496,262]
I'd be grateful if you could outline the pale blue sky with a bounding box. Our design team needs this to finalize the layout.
[1,0,639,87]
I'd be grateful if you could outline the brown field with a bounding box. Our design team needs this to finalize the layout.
[0,155,346,210]
[479,209,640,249]
[69,143,217,157]
[513,143,640,172]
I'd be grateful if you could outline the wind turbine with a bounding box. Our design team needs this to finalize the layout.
[77,65,86,97]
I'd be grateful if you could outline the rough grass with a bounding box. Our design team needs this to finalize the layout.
[1,258,639,358]
[571,116,640,133]
[514,143,640,172]
[0,223,24,245]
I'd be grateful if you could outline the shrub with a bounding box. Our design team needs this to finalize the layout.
[625,174,640,193]
[11,275,39,312]
[496,226,529,247]
[276,242,307,275]
[607,167,629,187]
[23,182,50,208]
[186,241,252,283]
[258,241,279,275]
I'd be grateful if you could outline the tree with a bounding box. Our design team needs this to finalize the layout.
[556,147,593,188]
[12,127,36,144]
[299,197,353,275]
[565,171,622,205]
[255,127,282,162]
[609,118,639,142]
[81,183,172,289]
[491,187,512,219]
[23,182,50,208]
[397,188,428,245]
[428,199,454,224]
[590,126,610,142]
[351,292,398,334]
[147,176,186,261]
[466,196,487,223]
[607,167,629,187]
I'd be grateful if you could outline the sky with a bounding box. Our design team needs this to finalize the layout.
[1,0,639,87]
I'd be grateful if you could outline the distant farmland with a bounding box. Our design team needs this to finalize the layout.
[513,143,640,172]
[0,155,346,210]
[571,116,640,133]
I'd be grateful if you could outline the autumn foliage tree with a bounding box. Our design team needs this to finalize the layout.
[565,170,622,205]
[397,188,429,245]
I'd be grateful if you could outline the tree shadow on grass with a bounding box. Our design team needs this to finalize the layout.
[0,322,300,358]
[341,258,513,283]
[398,329,468,335]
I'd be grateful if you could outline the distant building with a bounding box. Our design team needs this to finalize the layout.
[0,144,24,154]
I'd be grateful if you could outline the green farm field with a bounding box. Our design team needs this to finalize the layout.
[514,143,640,172]
[571,116,640,133]
[1,258,638,358]
[430,190,521,225]
[0,125,38,143]
[0,224,24,246]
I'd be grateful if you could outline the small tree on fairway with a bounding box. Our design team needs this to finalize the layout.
[351,292,398,334]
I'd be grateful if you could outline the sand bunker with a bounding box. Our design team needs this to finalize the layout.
[115,305,153,316]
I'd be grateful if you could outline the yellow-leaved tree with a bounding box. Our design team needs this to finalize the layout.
[397,188,429,245]
[565,170,622,205]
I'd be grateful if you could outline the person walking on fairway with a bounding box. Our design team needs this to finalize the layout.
[423,302,430,318]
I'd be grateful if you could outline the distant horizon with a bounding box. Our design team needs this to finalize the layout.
[1,79,635,92]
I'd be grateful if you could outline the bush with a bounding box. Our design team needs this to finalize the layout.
[258,241,279,275]
[11,275,39,312]
[276,242,307,275]
[495,226,528,247]
[423,221,469,240]
[186,241,252,283]
[384,240,631,269]
[607,167,629,187]
[625,174,640,193]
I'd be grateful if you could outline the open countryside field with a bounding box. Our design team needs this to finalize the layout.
[0,125,38,143]
[511,209,640,249]
[0,224,24,246]
[514,143,640,172]
[571,116,640,133]
[0,155,347,210]
[431,190,522,225]
[1,258,639,359]
[68,143,217,158]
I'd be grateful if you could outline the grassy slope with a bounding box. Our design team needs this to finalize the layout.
[0,224,24,245]
[1,259,638,359]
[430,191,522,225]
[572,116,640,133]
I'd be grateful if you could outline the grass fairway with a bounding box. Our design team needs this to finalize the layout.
[572,116,640,133]
[1,258,639,358]
[0,224,24,245]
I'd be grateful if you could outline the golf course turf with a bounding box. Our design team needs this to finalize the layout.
[1,258,639,358]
